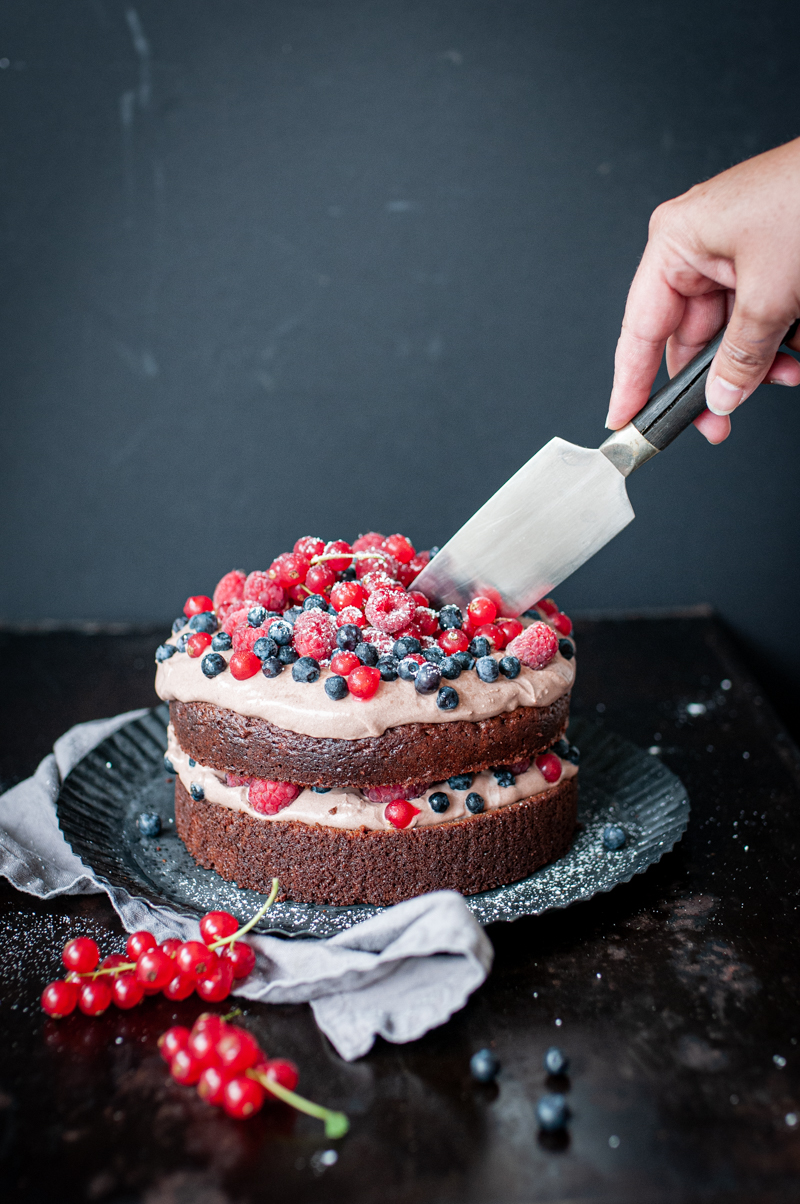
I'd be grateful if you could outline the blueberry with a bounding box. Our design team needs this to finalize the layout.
[398,657,421,681]
[201,652,227,678]
[565,744,580,765]
[293,656,320,683]
[393,635,422,658]
[325,674,349,700]
[137,811,161,837]
[469,636,491,658]
[437,686,459,710]
[439,655,462,680]
[252,635,278,661]
[269,620,294,646]
[429,546,440,558]
[377,655,399,681]
[454,650,475,670]
[552,737,570,757]
[415,662,441,694]
[422,646,444,663]
[356,642,379,666]
[278,645,299,665]
[189,783,204,801]
[558,638,575,661]
[261,656,283,678]
[438,605,463,630]
[188,758,196,767]
[341,567,357,581]
[304,594,328,610]
[175,633,189,653]
[311,786,332,793]
[522,608,538,618]
[466,792,485,814]
[499,655,521,679]
[163,754,175,773]
[470,1048,500,1082]
[544,1046,570,1076]
[429,791,450,813]
[336,624,362,652]
[494,769,515,787]
[536,1093,569,1132]
[448,773,473,791]
[155,644,177,663]
[211,631,232,652]
[602,824,626,850]
[189,612,218,634]
[475,656,499,683]
[283,606,304,624]
[171,617,186,634]
[247,605,267,628]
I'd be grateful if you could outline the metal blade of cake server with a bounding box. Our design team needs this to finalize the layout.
[412,437,635,615]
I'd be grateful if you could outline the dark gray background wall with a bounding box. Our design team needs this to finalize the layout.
[2,1,799,726]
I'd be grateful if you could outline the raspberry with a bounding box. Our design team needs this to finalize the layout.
[243,571,287,612]
[348,665,381,700]
[187,631,213,657]
[352,532,385,553]
[226,773,252,788]
[359,627,395,654]
[292,609,337,660]
[497,618,524,643]
[322,540,353,573]
[384,800,420,829]
[535,752,562,783]
[336,606,368,629]
[229,650,262,680]
[268,553,310,589]
[331,650,361,675]
[294,536,325,558]
[474,623,507,650]
[438,628,470,655]
[231,623,270,654]
[507,757,531,774]
[537,597,559,618]
[383,534,415,564]
[248,779,301,814]
[364,782,427,803]
[184,595,214,618]
[219,604,251,633]
[413,606,439,637]
[467,596,497,626]
[553,612,573,636]
[305,563,337,595]
[365,588,416,634]
[213,571,246,611]
[507,622,559,670]
[330,580,367,612]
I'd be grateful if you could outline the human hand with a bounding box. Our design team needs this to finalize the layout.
[606,137,800,444]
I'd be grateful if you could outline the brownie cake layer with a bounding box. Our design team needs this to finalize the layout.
[174,775,578,905]
[169,693,571,790]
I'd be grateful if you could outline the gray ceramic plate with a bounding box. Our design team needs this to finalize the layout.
[56,704,689,938]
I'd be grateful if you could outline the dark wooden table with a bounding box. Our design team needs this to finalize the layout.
[1,615,799,1204]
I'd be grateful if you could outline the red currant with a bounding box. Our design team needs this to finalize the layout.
[197,1064,233,1106]
[176,941,219,979]
[126,931,157,960]
[163,973,195,1001]
[158,1025,191,1063]
[347,665,381,700]
[135,948,176,990]
[384,800,420,829]
[62,937,100,974]
[352,531,384,552]
[408,589,430,607]
[268,552,310,588]
[187,1026,222,1068]
[160,938,182,959]
[230,650,262,680]
[41,979,79,1018]
[196,958,235,1003]
[186,631,213,658]
[553,611,572,636]
[223,1075,265,1119]
[329,580,367,612]
[438,628,470,655]
[222,941,256,980]
[535,752,562,783]
[536,596,558,618]
[217,1027,262,1075]
[305,563,336,595]
[467,596,497,625]
[112,972,144,1009]
[497,618,524,643]
[100,953,129,972]
[78,979,113,1016]
[183,595,214,617]
[199,911,239,944]
[259,1057,299,1092]
[383,533,415,564]
[336,606,368,629]
[330,650,360,676]
[413,607,439,637]
[170,1047,203,1085]
[474,623,506,650]
[294,536,325,559]
[322,540,353,573]
[191,1012,228,1040]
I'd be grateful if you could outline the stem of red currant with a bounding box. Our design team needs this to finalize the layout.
[209,877,280,951]
[247,1069,349,1138]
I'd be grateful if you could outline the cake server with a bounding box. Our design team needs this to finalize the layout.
[413,320,799,615]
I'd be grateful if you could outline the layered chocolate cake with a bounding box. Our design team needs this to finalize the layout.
[155,532,579,905]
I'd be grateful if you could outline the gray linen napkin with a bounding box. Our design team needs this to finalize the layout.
[0,711,493,1060]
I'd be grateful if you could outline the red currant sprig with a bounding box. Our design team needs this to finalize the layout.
[159,1012,349,1137]
[40,879,280,1018]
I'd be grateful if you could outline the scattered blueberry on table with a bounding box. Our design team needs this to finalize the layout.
[537,1093,569,1131]
[602,824,626,850]
[544,1046,569,1075]
[137,812,161,837]
[470,1049,500,1082]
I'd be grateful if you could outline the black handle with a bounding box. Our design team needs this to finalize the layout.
[631,318,800,450]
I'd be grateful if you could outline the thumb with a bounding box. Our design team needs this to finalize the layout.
[706,293,796,416]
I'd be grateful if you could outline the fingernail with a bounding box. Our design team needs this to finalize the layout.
[767,378,791,386]
[604,411,612,429]
[706,376,745,415]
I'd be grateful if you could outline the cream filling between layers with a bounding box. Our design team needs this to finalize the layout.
[167,725,577,832]
[156,638,575,740]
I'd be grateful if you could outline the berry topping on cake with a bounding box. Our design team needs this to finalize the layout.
[506,621,559,670]
[552,611,573,636]
[383,533,415,564]
[364,587,416,633]
[347,664,381,700]
[536,597,558,618]
[467,596,497,625]
[352,531,385,553]
[229,651,262,680]
[294,536,325,559]
[212,570,246,610]
[184,595,214,617]
[329,580,367,612]
[292,609,337,660]
[248,779,301,814]
[336,606,368,629]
